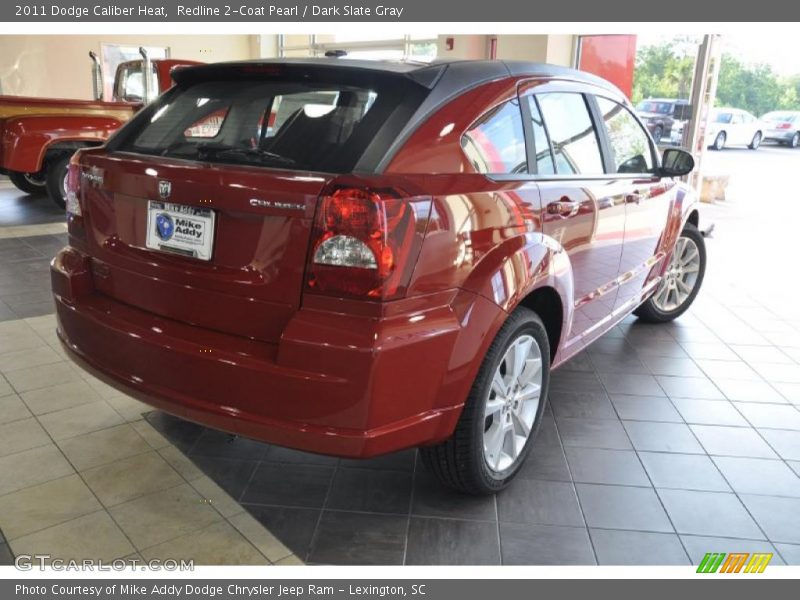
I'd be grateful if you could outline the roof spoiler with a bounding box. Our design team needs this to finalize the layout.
[170,60,448,90]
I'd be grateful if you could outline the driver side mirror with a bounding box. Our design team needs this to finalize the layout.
[660,148,694,177]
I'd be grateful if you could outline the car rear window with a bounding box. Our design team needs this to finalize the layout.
[114,76,422,173]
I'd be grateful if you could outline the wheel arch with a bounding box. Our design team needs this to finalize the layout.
[516,286,563,362]
[686,208,699,229]
[43,139,103,163]
[460,232,574,364]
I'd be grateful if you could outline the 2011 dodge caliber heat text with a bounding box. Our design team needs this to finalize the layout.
[51,59,705,494]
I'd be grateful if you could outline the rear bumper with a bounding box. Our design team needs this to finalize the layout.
[764,129,796,142]
[51,247,498,458]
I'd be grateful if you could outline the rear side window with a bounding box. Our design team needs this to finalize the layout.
[537,93,604,175]
[115,77,420,174]
[461,99,527,174]
[595,97,654,174]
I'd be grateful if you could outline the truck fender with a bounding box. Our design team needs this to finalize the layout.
[1,114,123,173]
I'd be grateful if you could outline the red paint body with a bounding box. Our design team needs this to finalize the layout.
[52,63,699,458]
[0,59,200,174]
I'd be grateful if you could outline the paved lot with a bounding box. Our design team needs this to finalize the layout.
[1,143,800,565]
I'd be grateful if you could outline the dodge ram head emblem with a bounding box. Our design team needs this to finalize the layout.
[158,180,172,199]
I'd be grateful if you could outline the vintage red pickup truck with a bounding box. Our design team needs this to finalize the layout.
[0,49,199,207]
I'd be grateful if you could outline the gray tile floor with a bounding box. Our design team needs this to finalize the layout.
[0,234,68,321]
[3,146,800,567]
[0,527,12,565]
[145,300,800,565]
[0,182,65,228]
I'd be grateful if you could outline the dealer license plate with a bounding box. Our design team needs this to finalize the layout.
[145,201,216,261]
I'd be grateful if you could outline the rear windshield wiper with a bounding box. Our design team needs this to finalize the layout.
[195,143,296,167]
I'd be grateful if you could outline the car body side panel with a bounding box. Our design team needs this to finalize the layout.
[0,115,128,172]
[613,178,676,313]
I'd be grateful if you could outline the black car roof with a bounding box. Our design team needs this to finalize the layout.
[171,58,626,173]
[173,57,623,96]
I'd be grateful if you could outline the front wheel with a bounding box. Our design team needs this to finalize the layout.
[712,132,726,150]
[8,170,47,195]
[634,223,706,323]
[420,307,550,495]
[45,154,70,209]
[749,131,762,150]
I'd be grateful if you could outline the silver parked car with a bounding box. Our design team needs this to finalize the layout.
[761,111,800,148]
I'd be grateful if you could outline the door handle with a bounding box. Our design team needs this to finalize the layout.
[546,199,581,217]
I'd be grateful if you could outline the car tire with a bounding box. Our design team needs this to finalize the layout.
[652,125,663,144]
[45,154,70,210]
[791,132,800,148]
[419,306,550,495]
[749,131,762,150]
[634,223,706,324]
[8,170,47,195]
[712,132,726,150]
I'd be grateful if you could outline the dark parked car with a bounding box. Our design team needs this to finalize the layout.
[635,98,692,144]
[52,59,704,494]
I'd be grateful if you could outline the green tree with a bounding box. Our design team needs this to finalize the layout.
[634,37,800,115]
[633,41,695,104]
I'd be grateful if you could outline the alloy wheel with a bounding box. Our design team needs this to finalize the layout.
[483,334,543,473]
[653,235,702,313]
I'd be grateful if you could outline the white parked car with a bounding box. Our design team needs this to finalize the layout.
[707,108,764,150]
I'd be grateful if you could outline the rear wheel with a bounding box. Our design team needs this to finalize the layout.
[45,154,70,209]
[749,131,762,150]
[420,307,550,494]
[8,170,47,195]
[712,132,726,150]
[635,223,706,323]
[791,132,800,148]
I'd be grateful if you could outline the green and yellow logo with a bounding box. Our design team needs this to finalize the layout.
[696,552,773,573]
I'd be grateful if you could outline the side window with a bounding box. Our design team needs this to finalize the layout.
[461,99,527,174]
[525,96,555,175]
[595,96,654,174]
[536,93,604,175]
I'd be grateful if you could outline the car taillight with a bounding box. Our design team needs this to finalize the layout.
[306,186,431,301]
[65,153,82,217]
[777,122,792,129]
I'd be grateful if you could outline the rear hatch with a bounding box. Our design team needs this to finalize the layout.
[78,61,432,343]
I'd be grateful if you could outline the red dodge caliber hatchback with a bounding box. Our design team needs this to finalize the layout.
[52,59,705,493]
